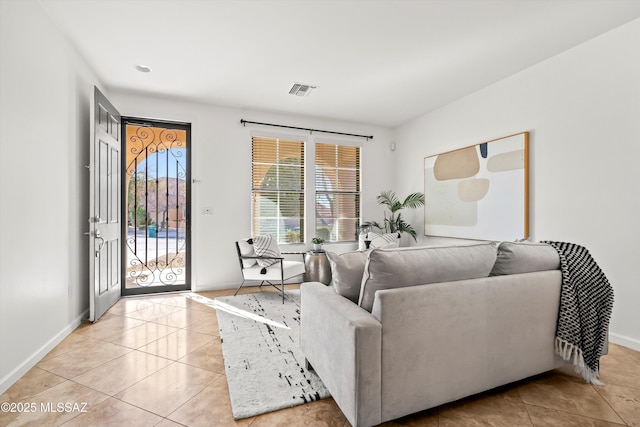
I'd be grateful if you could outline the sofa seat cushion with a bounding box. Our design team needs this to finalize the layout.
[491,241,560,276]
[326,250,370,303]
[358,243,497,312]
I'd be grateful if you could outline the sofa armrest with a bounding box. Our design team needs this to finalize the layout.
[300,282,382,427]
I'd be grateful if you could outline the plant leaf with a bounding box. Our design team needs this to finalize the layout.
[401,192,425,209]
[376,190,398,209]
[396,214,418,241]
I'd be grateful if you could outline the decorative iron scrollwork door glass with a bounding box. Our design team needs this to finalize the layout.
[122,119,191,295]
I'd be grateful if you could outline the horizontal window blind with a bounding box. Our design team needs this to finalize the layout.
[252,136,304,243]
[315,143,361,242]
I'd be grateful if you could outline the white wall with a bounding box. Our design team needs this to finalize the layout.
[394,19,640,350]
[109,92,396,291]
[0,1,103,392]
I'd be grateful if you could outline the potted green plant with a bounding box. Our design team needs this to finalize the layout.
[364,190,425,241]
[311,236,325,251]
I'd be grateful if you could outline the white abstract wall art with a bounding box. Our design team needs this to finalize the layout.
[424,132,529,241]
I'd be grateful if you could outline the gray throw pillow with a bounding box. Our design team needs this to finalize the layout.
[490,241,560,275]
[326,250,370,303]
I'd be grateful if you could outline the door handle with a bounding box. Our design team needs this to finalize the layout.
[95,235,105,258]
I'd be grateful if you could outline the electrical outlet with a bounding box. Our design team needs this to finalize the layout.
[202,207,213,215]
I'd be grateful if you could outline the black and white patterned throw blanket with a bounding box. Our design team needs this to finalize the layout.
[541,241,614,385]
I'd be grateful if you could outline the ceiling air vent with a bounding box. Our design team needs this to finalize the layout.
[289,83,317,97]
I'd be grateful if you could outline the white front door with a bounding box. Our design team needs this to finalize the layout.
[89,87,122,322]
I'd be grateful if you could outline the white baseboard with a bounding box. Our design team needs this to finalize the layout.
[609,332,640,351]
[0,309,88,395]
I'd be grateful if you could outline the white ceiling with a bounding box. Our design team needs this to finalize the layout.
[39,0,640,128]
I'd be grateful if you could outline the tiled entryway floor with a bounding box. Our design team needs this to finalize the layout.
[2,285,639,426]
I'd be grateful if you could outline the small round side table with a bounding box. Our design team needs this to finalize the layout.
[304,251,332,285]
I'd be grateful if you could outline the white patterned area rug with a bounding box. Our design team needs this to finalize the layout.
[214,290,331,420]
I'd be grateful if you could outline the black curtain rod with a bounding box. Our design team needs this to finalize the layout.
[240,119,373,140]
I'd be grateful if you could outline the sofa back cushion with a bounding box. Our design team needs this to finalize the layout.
[326,250,370,303]
[490,241,560,276]
[358,243,497,312]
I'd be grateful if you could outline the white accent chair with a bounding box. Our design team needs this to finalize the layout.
[235,238,306,303]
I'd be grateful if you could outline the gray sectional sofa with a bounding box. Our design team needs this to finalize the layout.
[300,242,570,427]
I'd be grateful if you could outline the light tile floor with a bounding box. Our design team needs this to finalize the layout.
[1,285,639,426]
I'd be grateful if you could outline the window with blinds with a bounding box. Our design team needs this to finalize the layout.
[315,143,361,242]
[252,136,304,243]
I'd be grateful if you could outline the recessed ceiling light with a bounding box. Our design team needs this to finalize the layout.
[135,64,152,73]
